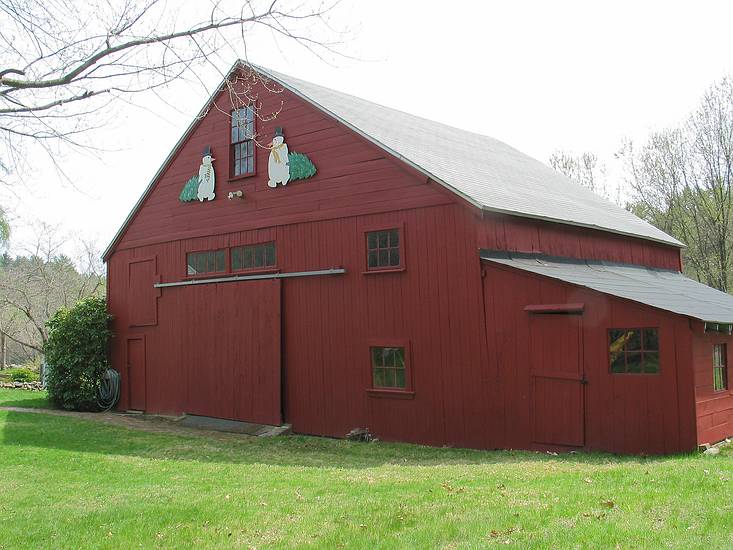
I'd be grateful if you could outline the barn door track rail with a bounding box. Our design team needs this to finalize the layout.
[154,268,346,289]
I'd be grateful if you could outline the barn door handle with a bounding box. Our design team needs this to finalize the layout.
[580,374,588,385]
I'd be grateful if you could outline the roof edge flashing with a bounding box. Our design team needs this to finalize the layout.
[102,60,684,261]
[478,249,680,274]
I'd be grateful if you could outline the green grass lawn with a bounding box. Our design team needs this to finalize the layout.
[1,389,732,549]
[0,387,50,408]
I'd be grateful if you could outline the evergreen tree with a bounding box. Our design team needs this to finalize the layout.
[179,176,199,202]
[288,152,317,181]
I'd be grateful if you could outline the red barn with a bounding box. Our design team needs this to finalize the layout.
[104,62,733,454]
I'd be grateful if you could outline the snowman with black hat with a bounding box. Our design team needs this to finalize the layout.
[197,145,216,201]
[267,127,290,188]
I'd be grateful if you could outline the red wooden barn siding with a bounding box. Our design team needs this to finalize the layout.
[692,329,733,445]
[108,202,492,448]
[113,77,450,253]
[481,262,698,454]
[476,212,682,271]
[106,66,696,453]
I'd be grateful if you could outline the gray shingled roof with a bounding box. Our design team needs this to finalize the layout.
[480,250,733,324]
[103,62,683,260]
[261,66,683,247]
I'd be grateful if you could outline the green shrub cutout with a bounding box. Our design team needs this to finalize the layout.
[8,368,39,383]
[179,175,199,202]
[44,296,112,410]
[288,152,317,181]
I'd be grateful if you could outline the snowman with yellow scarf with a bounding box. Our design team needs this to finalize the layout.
[267,127,290,188]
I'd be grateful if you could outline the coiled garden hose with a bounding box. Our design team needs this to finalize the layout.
[97,368,121,411]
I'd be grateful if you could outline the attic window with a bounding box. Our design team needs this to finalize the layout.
[608,328,659,374]
[231,106,255,177]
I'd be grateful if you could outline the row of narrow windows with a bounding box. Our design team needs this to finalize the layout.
[186,229,404,277]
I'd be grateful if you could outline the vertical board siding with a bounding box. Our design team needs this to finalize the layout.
[477,212,682,271]
[693,330,733,445]
[109,203,492,447]
[113,78,453,253]
[106,67,695,454]
[107,190,698,453]
[481,263,697,454]
[127,258,158,326]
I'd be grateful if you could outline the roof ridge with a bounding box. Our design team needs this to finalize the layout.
[103,60,683,260]
[255,63,516,145]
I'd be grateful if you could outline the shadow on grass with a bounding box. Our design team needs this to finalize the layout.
[0,390,50,409]
[0,408,695,470]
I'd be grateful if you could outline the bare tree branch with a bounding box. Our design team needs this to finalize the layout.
[623,76,733,292]
[0,221,106,360]
[0,0,347,187]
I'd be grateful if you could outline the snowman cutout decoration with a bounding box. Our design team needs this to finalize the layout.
[197,146,216,201]
[267,127,290,188]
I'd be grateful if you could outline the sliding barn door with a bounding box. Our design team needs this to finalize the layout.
[184,279,281,425]
[529,313,585,447]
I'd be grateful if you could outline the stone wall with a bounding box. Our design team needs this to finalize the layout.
[0,381,44,391]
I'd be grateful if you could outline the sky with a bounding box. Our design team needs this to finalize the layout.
[4,0,733,258]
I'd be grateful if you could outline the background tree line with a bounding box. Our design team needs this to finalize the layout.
[551,76,733,292]
[0,222,104,367]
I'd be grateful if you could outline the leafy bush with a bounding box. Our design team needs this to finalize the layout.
[8,368,40,383]
[44,296,112,410]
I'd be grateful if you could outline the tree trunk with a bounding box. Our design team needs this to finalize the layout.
[1,331,6,369]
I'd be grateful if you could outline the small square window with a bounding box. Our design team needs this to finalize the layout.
[370,346,407,389]
[608,327,659,375]
[365,228,403,271]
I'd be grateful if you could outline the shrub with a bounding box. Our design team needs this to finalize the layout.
[44,296,112,410]
[8,368,40,383]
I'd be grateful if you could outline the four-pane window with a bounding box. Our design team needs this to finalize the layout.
[714,343,728,391]
[231,242,276,271]
[608,328,659,374]
[371,346,406,389]
[366,229,401,270]
[187,250,226,275]
[231,106,255,177]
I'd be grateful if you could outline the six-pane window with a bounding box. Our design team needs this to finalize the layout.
[714,343,728,391]
[371,346,406,389]
[231,242,276,271]
[187,250,226,275]
[366,229,401,269]
[231,106,255,177]
[608,328,659,374]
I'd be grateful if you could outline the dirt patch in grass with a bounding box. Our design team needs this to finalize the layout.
[0,405,258,441]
